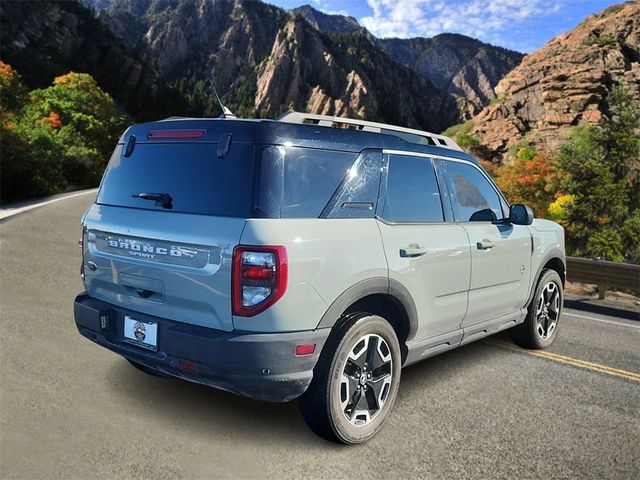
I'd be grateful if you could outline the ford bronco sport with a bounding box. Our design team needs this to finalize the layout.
[74,112,565,444]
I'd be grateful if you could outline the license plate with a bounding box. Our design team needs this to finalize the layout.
[123,315,158,350]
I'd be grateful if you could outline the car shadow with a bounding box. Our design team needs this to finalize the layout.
[105,359,328,447]
[105,336,509,445]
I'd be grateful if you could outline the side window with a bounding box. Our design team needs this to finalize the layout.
[325,151,382,218]
[439,160,503,222]
[382,154,443,223]
[258,146,356,218]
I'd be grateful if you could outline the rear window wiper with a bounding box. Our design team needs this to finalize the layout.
[132,192,173,209]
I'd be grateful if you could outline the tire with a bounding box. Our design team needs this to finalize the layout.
[127,359,173,379]
[298,313,402,444]
[511,269,563,349]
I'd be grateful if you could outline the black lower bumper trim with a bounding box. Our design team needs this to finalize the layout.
[74,293,329,402]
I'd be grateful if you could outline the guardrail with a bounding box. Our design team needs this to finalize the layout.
[566,256,640,298]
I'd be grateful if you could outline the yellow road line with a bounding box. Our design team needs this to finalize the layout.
[484,340,640,383]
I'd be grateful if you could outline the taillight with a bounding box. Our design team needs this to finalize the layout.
[232,245,287,317]
[79,226,86,280]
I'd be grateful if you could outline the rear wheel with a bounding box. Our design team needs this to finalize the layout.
[299,313,401,444]
[511,269,563,349]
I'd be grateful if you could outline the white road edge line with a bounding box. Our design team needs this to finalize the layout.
[0,189,98,221]
[563,312,640,330]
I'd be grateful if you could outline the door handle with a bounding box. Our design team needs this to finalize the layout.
[477,239,493,250]
[400,244,428,258]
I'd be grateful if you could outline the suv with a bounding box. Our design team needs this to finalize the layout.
[74,112,565,444]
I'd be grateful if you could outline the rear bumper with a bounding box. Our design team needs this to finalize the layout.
[74,293,329,402]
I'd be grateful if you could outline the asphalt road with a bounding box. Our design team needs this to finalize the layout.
[1,193,639,479]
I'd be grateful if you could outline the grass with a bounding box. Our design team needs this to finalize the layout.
[582,36,616,47]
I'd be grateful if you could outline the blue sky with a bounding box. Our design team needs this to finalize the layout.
[267,0,620,52]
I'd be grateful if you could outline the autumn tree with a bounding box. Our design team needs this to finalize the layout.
[0,62,62,202]
[1,66,126,203]
[19,72,125,184]
[493,149,557,217]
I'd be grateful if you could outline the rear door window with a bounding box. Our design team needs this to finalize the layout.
[97,142,254,217]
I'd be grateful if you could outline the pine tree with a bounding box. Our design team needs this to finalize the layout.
[556,86,640,262]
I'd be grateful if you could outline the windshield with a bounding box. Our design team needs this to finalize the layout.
[97,142,254,217]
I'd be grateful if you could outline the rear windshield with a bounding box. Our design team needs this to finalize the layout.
[97,142,254,216]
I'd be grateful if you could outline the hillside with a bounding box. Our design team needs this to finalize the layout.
[3,0,524,131]
[82,0,457,131]
[377,34,523,117]
[291,5,523,116]
[464,1,640,162]
[0,0,192,121]
[291,5,362,33]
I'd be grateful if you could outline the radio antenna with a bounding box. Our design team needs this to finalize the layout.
[208,79,236,118]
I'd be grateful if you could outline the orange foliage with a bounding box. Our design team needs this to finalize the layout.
[0,60,14,78]
[44,111,62,128]
[53,72,78,85]
[493,154,558,217]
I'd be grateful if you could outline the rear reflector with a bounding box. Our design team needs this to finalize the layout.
[295,344,316,356]
[147,129,206,139]
[179,360,198,372]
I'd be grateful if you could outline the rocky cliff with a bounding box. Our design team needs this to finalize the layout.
[4,0,524,131]
[291,5,523,117]
[467,1,640,161]
[291,5,361,34]
[83,0,457,131]
[254,19,457,130]
[378,34,524,117]
[0,0,192,120]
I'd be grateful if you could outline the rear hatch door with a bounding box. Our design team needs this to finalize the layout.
[82,121,255,332]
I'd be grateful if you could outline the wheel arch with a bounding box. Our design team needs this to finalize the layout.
[525,250,566,307]
[315,278,418,363]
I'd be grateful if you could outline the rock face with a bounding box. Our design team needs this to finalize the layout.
[256,18,459,130]
[0,0,192,120]
[82,0,458,131]
[378,34,524,117]
[291,5,361,34]
[290,5,523,117]
[469,2,640,161]
[0,0,149,91]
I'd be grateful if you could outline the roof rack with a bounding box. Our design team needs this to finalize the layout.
[277,111,462,152]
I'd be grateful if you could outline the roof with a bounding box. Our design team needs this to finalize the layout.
[120,116,477,164]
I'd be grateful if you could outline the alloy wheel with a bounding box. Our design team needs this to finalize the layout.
[339,334,393,426]
[536,281,560,340]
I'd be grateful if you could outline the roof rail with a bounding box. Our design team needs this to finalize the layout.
[277,111,462,152]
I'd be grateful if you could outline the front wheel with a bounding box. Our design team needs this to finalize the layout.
[299,313,401,444]
[511,269,563,349]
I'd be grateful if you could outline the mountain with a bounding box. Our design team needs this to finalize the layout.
[290,5,523,116]
[291,5,362,33]
[82,0,458,131]
[377,34,524,117]
[2,0,522,132]
[464,1,640,162]
[0,0,193,121]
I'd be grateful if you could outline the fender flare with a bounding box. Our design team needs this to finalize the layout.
[525,249,566,308]
[315,277,419,341]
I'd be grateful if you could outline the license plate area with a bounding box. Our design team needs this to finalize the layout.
[123,315,158,351]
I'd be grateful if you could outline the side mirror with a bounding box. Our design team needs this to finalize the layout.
[509,204,534,225]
